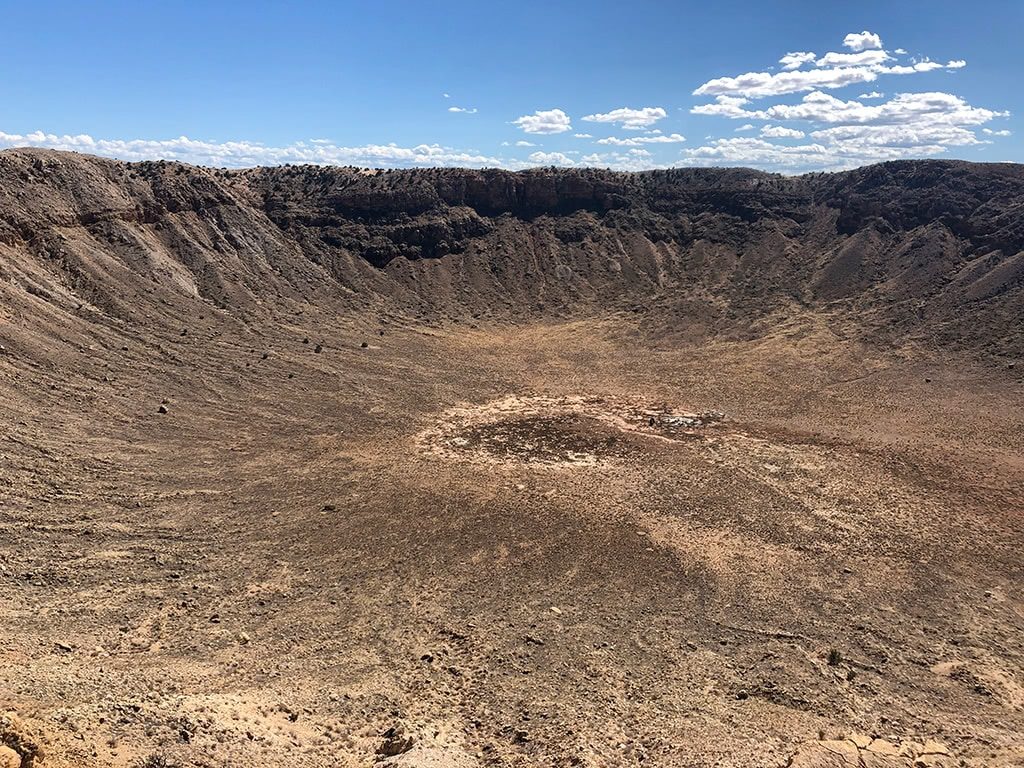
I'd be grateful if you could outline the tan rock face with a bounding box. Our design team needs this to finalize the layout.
[0,746,20,768]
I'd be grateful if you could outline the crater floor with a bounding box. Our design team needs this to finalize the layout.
[1,319,1022,768]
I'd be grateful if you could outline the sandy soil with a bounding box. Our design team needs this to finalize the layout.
[1,312,1022,767]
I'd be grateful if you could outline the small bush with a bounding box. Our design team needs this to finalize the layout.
[135,754,181,768]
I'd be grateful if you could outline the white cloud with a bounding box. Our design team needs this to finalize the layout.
[573,133,593,138]
[694,89,1006,136]
[447,106,477,114]
[581,106,667,130]
[694,92,1007,169]
[760,91,1006,127]
[816,49,892,68]
[526,151,575,166]
[760,125,805,139]
[694,66,881,99]
[678,133,967,171]
[512,108,572,134]
[579,151,658,170]
[983,128,1012,136]
[596,132,686,146]
[681,137,837,169]
[443,93,451,98]
[881,60,943,74]
[779,51,816,70]
[843,31,882,52]
[693,31,965,100]
[0,130,504,169]
[810,122,982,149]
[894,48,908,55]
[691,95,754,118]
[684,29,1008,172]
[683,89,1007,172]
[515,140,536,146]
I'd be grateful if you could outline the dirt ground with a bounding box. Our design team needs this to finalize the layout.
[1,309,1022,768]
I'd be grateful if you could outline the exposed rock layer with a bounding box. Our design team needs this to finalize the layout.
[1,150,1022,358]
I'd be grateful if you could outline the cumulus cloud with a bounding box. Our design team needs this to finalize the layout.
[684,23,1010,172]
[683,24,1009,174]
[760,91,1006,126]
[816,49,892,68]
[779,51,816,70]
[447,106,477,114]
[579,150,658,170]
[693,90,1007,155]
[681,137,835,169]
[526,151,575,166]
[596,132,686,146]
[692,95,759,118]
[843,31,883,52]
[515,140,537,146]
[678,134,974,171]
[573,133,593,138]
[695,66,878,99]
[693,59,966,100]
[683,89,1008,171]
[512,108,572,134]
[581,106,667,130]
[809,122,983,149]
[760,125,805,139]
[693,32,965,100]
[983,128,1012,136]
[0,130,504,169]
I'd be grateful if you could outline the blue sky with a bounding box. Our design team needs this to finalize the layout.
[0,0,1019,171]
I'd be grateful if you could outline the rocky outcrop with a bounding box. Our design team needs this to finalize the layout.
[1,149,1022,359]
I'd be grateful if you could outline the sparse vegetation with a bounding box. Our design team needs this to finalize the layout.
[134,755,181,768]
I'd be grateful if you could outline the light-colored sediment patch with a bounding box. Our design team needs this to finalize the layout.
[416,394,727,467]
